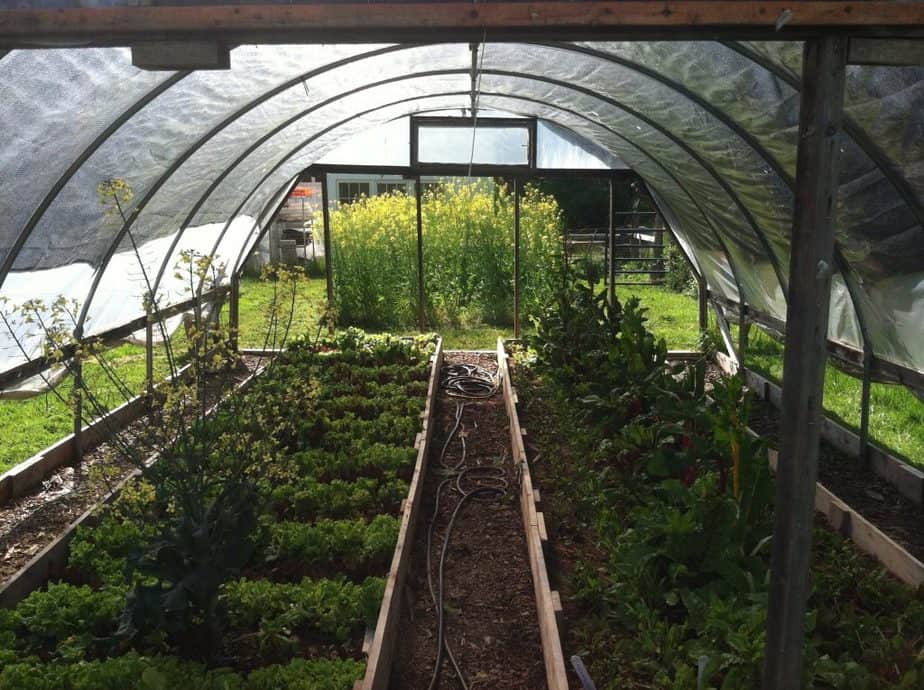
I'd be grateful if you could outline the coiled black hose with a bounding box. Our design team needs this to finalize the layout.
[441,363,498,399]
[426,368,506,690]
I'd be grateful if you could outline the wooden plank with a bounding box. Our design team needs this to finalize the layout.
[497,338,569,690]
[666,349,704,362]
[1,2,923,46]
[361,339,443,690]
[740,364,923,505]
[767,449,924,588]
[537,512,549,542]
[0,361,200,507]
[0,367,263,608]
[764,36,847,690]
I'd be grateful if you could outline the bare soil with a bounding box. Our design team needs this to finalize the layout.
[393,352,547,690]
[0,356,261,584]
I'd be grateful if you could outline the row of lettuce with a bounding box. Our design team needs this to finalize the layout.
[0,329,435,690]
[520,276,924,688]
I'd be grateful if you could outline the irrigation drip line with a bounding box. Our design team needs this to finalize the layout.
[426,370,506,690]
[440,362,498,399]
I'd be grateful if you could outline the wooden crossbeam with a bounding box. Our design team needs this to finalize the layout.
[1,2,923,47]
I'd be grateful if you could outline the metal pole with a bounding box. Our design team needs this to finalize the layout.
[415,175,425,332]
[607,178,616,308]
[763,35,847,690]
[513,177,521,339]
[229,272,240,352]
[321,172,334,315]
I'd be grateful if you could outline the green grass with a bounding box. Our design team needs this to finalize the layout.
[1,274,921,472]
[741,327,924,467]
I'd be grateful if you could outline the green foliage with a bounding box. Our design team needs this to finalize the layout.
[265,515,399,573]
[0,653,361,690]
[245,657,364,690]
[10,584,126,660]
[269,476,408,521]
[223,577,384,643]
[522,274,924,687]
[326,181,563,328]
[69,516,155,586]
[663,241,695,294]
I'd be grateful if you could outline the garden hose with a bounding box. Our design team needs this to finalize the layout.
[441,363,498,399]
[425,382,506,690]
[571,655,598,690]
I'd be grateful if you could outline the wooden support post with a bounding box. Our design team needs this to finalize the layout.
[72,356,83,464]
[144,316,154,399]
[229,272,240,353]
[695,278,708,396]
[415,176,425,332]
[607,178,616,308]
[320,172,334,320]
[513,177,521,339]
[762,35,847,690]
[697,278,708,333]
[738,302,748,367]
[858,346,873,467]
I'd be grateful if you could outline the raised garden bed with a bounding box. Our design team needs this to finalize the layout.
[0,331,440,689]
[505,284,924,688]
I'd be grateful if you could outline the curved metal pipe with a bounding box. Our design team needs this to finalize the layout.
[224,88,746,306]
[72,43,428,332]
[151,67,471,299]
[0,70,191,292]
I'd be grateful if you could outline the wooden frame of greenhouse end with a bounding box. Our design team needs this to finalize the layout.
[306,162,639,339]
[0,7,922,690]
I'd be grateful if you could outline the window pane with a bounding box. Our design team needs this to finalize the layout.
[417,125,530,166]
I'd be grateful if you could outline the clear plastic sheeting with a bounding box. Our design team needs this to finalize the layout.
[0,40,921,385]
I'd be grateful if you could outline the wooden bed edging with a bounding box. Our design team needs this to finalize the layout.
[0,361,203,508]
[496,338,570,690]
[713,352,924,506]
[767,450,924,588]
[0,367,263,609]
[718,360,924,587]
[360,338,444,690]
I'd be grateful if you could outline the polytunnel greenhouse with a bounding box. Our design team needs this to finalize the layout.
[0,3,922,689]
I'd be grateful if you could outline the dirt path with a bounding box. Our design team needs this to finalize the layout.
[392,352,547,690]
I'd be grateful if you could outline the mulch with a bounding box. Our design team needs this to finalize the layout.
[393,351,547,690]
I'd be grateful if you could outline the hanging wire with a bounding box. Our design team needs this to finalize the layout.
[467,31,487,178]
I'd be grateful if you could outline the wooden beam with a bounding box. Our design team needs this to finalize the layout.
[1,3,924,47]
[415,176,425,332]
[848,37,924,65]
[497,338,569,690]
[320,172,334,316]
[762,35,847,690]
[607,178,616,308]
[0,286,229,391]
[131,40,230,70]
[513,178,521,339]
[229,272,241,352]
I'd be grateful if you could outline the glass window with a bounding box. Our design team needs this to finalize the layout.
[417,123,531,166]
[337,181,370,204]
[376,182,408,195]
